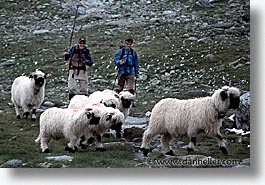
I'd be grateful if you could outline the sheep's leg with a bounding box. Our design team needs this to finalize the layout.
[21,105,30,119]
[187,136,196,153]
[140,128,157,156]
[79,135,94,149]
[40,136,51,153]
[14,104,21,119]
[161,133,174,156]
[31,108,37,121]
[216,133,228,154]
[65,136,78,153]
[95,134,106,152]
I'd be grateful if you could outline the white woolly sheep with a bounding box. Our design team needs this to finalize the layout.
[117,90,135,118]
[140,86,240,156]
[35,107,101,153]
[87,89,120,109]
[68,95,95,110]
[11,69,47,120]
[68,97,124,150]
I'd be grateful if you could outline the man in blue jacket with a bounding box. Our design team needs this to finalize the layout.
[113,38,139,94]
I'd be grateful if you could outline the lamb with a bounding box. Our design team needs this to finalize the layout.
[11,69,47,120]
[140,86,240,156]
[35,107,101,153]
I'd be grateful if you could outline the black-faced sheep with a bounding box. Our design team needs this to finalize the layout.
[140,86,240,156]
[68,97,124,150]
[11,69,46,120]
[34,107,101,153]
[117,90,135,118]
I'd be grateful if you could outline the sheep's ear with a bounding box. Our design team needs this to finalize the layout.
[121,96,125,101]
[220,90,228,101]
[106,114,112,121]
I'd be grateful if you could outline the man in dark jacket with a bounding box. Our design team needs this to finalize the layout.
[65,37,93,100]
[113,38,139,94]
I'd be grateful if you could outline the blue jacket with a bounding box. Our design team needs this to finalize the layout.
[114,48,139,75]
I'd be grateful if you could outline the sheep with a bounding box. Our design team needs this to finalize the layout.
[85,89,135,119]
[11,69,46,120]
[34,107,101,153]
[68,94,96,110]
[140,86,240,156]
[117,90,135,118]
[87,89,120,109]
[80,106,125,151]
[68,97,125,150]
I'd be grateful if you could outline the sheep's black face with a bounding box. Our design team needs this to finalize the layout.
[121,97,132,108]
[229,95,240,109]
[88,113,100,125]
[34,76,45,87]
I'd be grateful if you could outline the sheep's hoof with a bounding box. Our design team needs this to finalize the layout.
[96,147,107,152]
[23,112,30,119]
[65,146,76,153]
[16,115,21,119]
[74,146,78,151]
[80,144,88,149]
[187,147,194,153]
[140,148,149,156]
[31,117,36,121]
[87,137,95,144]
[116,132,122,139]
[219,146,228,155]
[43,148,51,153]
[165,150,175,156]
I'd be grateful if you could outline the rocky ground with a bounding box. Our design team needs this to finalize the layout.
[0,0,250,168]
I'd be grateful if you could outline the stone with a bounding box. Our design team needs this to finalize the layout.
[0,159,23,167]
[234,92,250,130]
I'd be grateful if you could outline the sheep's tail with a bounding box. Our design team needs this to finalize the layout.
[34,135,41,143]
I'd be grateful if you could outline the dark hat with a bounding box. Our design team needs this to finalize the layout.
[125,38,133,44]
[79,37,86,44]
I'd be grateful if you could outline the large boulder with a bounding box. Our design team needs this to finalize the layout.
[234,92,250,131]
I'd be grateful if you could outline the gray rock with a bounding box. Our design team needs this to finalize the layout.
[43,101,56,107]
[33,29,50,34]
[0,159,23,167]
[198,37,214,44]
[46,155,73,162]
[213,22,234,29]
[0,59,16,67]
[235,92,250,130]
[39,162,53,168]
[125,116,150,126]
[233,158,250,168]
